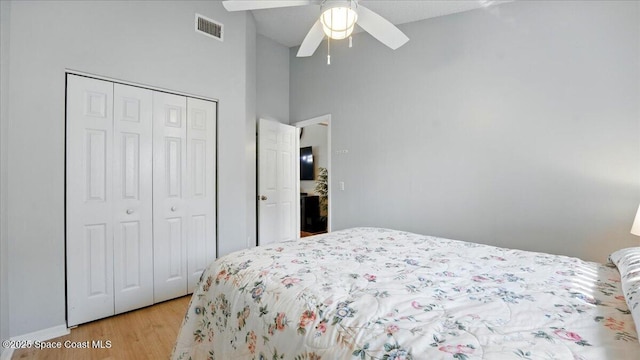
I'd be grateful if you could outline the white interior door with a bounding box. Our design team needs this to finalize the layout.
[186,97,217,292]
[113,83,154,313]
[153,91,188,303]
[258,118,298,246]
[66,75,115,326]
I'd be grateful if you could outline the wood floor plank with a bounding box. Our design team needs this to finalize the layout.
[12,296,191,360]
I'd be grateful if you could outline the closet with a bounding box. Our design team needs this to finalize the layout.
[65,74,216,327]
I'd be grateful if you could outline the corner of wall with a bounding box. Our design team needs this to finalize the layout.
[637,0,640,233]
[0,0,11,351]
[245,11,257,248]
[288,45,298,122]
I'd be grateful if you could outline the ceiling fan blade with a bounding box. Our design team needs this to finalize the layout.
[222,1,313,12]
[356,5,409,50]
[297,20,325,57]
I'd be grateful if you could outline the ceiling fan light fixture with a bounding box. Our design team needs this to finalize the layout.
[320,3,358,40]
[223,0,410,58]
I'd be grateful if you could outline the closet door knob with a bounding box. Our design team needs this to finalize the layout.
[126,209,134,214]
[171,206,176,212]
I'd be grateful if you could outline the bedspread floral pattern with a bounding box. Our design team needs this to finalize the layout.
[173,228,640,359]
[608,247,640,340]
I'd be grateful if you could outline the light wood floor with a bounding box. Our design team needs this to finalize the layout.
[13,296,191,360]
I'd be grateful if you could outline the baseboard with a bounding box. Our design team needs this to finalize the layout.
[1,324,69,358]
[0,348,14,360]
[10,324,69,343]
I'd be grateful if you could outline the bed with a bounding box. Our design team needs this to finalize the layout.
[172,227,640,359]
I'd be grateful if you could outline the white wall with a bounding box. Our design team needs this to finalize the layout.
[290,0,640,262]
[0,0,11,352]
[4,0,256,337]
[257,35,289,123]
[300,124,328,194]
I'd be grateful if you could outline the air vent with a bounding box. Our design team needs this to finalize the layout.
[195,14,223,41]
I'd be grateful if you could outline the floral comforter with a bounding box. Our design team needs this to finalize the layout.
[173,227,640,359]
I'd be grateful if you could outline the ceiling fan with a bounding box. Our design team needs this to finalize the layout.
[222,0,410,58]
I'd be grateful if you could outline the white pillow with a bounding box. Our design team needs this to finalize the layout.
[609,247,640,340]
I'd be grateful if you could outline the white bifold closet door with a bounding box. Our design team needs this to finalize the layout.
[66,76,154,326]
[112,83,154,314]
[152,92,188,303]
[67,74,216,326]
[185,97,217,293]
[66,76,116,327]
[152,93,217,302]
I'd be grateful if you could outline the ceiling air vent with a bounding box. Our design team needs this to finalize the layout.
[195,14,223,41]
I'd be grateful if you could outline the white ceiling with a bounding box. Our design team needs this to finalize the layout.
[248,0,513,48]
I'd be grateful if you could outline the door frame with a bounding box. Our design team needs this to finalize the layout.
[65,70,218,103]
[292,114,332,233]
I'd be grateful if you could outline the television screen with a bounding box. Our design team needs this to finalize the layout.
[300,146,314,180]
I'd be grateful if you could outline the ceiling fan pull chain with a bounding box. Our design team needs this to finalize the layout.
[345,5,352,49]
[326,6,331,65]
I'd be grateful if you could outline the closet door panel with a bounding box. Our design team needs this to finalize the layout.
[66,75,115,326]
[153,91,188,302]
[113,84,154,314]
[186,98,217,292]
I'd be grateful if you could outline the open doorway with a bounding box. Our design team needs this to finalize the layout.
[294,115,331,238]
